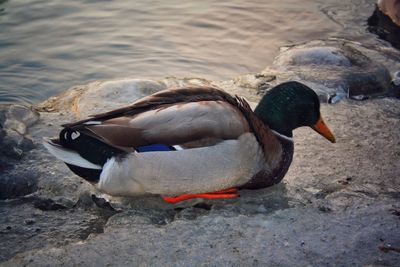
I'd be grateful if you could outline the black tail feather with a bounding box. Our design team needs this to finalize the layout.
[59,128,125,166]
[66,164,102,183]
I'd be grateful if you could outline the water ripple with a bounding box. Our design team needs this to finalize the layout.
[0,0,366,104]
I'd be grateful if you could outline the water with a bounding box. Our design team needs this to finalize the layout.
[0,0,380,104]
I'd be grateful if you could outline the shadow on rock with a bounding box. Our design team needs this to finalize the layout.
[0,194,116,262]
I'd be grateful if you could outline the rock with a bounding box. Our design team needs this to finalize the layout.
[233,73,276,90]
[0,198,112,263]
[393,70,400,86]
[0,170,38,200]
[0,105,39,166]
[75,79,167,118]
[276,46,352,67]
[91,194,120,212]
[226,38,400,103]
[3,105,39,134]
[0,105,40,198]
[24,219,35,225]
[32,197,73,211]
[271,39,394,102]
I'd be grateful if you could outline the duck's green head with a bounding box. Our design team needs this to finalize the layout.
[254,81,335,143]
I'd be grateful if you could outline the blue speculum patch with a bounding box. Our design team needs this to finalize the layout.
[135,144,176,153]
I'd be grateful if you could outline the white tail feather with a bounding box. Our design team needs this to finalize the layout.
[173,145,183,151]
[43,138,102,170]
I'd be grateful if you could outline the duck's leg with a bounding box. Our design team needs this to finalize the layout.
[162,188,239,203]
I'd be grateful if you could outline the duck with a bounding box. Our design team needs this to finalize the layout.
[43,81,335,203]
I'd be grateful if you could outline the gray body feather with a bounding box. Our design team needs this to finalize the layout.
[98,133,265,196]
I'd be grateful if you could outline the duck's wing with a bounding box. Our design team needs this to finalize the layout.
[98,133,266,196]
[62,87,252,150]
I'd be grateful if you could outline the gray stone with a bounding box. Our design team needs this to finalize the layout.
[0,197,112,263]
[75,79,167,118]
[0,105,40,198]
[0,170,38,200]
[271,39,394,102]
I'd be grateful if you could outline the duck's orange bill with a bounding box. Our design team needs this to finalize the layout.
[312,116,336,143]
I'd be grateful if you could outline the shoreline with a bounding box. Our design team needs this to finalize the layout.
[0,46,399,264]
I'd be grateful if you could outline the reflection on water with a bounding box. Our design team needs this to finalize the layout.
[0,0,377,104]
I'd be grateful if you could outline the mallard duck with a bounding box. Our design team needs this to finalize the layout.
[44,81,335,203]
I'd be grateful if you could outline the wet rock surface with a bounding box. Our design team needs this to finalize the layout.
[228,38,400,104]
[0,105,38,162]
[271,39,397,102]
[0,105,39,199]
[0,41,400,265]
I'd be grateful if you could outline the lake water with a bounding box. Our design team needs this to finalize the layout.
[0,0,380,104]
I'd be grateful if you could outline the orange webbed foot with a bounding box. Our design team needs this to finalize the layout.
[162,188,239,203]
